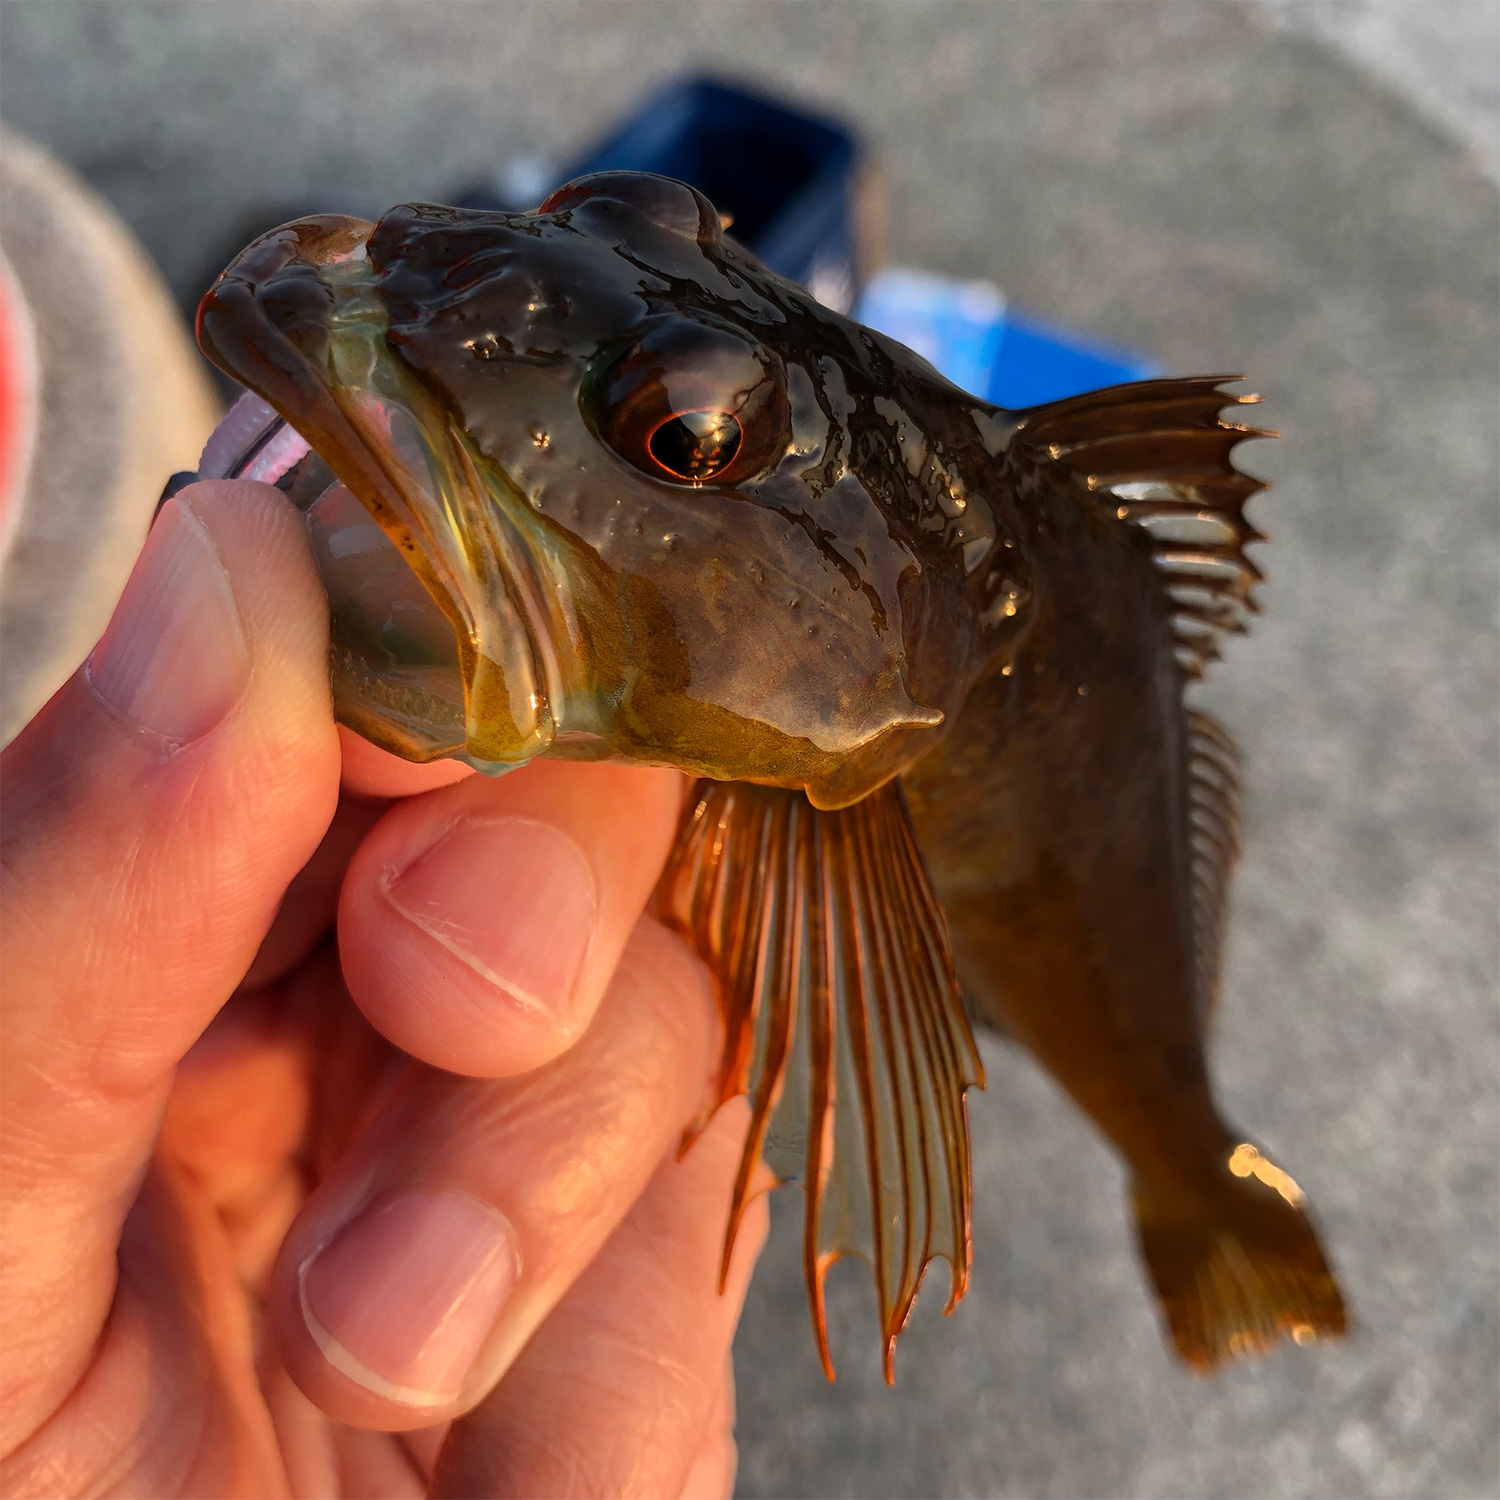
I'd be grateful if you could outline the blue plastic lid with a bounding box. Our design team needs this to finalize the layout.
[855,267,1160,409]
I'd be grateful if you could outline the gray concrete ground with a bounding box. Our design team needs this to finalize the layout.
[1261,1,1500,182]
[2,3,1495,1496]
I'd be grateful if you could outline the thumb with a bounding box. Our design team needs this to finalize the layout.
[0,479,340,1447]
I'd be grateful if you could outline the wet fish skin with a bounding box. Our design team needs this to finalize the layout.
[902,389,1345,1366]
[197,171,1345,1377]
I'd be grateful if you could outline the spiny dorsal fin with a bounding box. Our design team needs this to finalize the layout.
[1009,379,1260,1021]
[655,778,985,1384]
[1184,709,1244,1024]
[1015,375,1272,680]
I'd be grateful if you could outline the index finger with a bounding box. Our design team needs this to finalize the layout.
[336,758,687,1077]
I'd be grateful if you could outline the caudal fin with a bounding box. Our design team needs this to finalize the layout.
[1132,1144,1347,1370]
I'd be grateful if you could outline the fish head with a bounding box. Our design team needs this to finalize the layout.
[198,172,1016,807]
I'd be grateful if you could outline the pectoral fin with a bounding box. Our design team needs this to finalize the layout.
[655,778,985,1382]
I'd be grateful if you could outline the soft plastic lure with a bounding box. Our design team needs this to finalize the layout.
[195,171,1345,1380]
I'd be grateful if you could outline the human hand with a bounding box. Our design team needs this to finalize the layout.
[0,479,767,1498]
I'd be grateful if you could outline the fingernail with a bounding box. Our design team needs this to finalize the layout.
[300,1189,519,1406]
[85,497,250,747]
[385,817,597,1023]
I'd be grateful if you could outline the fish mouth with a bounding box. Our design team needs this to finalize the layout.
[198,214,566,768]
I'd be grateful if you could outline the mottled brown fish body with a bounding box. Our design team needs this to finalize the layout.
[195,170,1345,1379]
[907,389,1346,1367]
[906,468,1226,1178]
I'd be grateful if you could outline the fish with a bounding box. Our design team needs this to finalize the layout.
[194,170,1346,1381]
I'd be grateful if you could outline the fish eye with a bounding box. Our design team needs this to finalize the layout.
[647,409,742,481]
[588,321,787,488]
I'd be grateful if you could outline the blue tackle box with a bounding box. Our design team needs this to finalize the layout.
[458,75,863,311]
[461,74,1158,407]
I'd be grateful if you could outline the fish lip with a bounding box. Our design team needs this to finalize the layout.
[328,401,561,763]
[430,421,561,758]
[480,467,568,743]
[197,217,560,762]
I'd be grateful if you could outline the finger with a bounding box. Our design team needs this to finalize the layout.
[679,1361,740,1500]
[238,792,387,992]
[432,1102,765,1500]
[264,1348,448,1500]
[338,758,686,1077]
[262,1345,446,1500]
[157,983,316,1293]
[2,1157,284,1498]
[338,725,475,799]
[243,732,482,996]
[0,479,340,1441]
[268,917,718,1431]
[159,943,391,1295]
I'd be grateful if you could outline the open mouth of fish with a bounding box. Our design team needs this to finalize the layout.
[196,215,571,773]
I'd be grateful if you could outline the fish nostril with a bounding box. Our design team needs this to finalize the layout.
[256,264,335,352]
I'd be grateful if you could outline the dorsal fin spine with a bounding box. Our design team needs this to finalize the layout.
[1017,376,1272,681]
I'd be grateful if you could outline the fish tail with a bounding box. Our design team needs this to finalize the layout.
[1131,1143,1347,1370]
